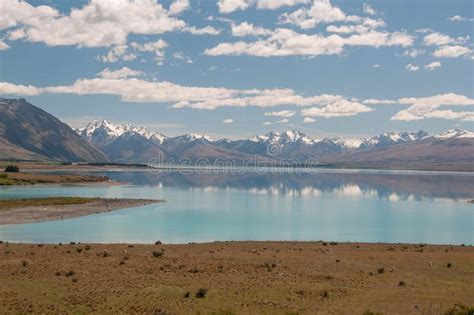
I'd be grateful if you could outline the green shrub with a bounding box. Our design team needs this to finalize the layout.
[5,165,19,173]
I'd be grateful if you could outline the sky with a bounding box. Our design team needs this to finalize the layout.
[0,0,473,139]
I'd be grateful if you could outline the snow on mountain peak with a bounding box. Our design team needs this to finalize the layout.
[76,120,167,144]
[435,128,474,139]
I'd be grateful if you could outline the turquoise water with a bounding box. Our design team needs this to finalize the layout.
[0,169,473,244]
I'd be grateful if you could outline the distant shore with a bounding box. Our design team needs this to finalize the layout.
[0,171,117,186]
[0,197,163,225]
[0,241,472,314]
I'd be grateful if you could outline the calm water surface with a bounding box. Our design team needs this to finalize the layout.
[0,169,473,244]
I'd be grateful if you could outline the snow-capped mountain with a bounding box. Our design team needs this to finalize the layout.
[434,128,474,139]
[361,130,429,149]
[75,120,473,166]
[76,120,167,146]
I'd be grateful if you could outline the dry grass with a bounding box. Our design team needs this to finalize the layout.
[0,242,472,314]
[0,172,111,186]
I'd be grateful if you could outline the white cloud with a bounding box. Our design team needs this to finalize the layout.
[424,61,441,71]
[264,110,295,117]
[97,67,143,79]
[301,99,373,118]
[303,117,316,123]
[405,63,419,71]
[231,22,272,37]
[0,40,10,50]
[172,52,193,63]
[391,93,474,121]
[222,118,234,124]
[372,64,380,68]
[363,98,397,105]
[205,28,413,57]
[277,118,289,123]
[217,0,252,13]
[1,0,216,48]
[423,32,468,46]
[217,0,308,13]
[169,0,190,15]
[363,3,376,16]
[98,44,137,63]
[262,121,272,125]
[433,45,472,58]
[448,15,474,22]
[403,49,424,58]
[183,26,221,35]
[279,0,359,29]
[0,82,40,95]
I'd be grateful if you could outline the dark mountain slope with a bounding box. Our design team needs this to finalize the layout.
[0,98,108,162]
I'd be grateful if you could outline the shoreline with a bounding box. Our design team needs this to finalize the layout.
[1,241,472,314]
[0,198,163,225]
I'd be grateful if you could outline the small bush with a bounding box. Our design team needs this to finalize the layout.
[65,270,75,277]
[152,251,164,258]
[398,280,406,286]
[155,241,162,245]
[5,165,19,173]
[84,245,91,250]
[119,260,126,265]
[444,304,474,315]
[183,292,190,298]
[320,290,329,298]
[0,174,8,179]
[377,268,385,274]
[446,262,452,268]
[55,272,61,276]
[195,288,208,298]
[76,248,83,253]
[22,260,28,267]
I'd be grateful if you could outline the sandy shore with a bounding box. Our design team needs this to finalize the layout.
[0,241,472,314]
[0,198,163,225]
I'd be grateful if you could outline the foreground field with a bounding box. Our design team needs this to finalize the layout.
[0,242,472,314]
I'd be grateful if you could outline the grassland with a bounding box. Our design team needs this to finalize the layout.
[0,172,112,186]
[0,242,472,314]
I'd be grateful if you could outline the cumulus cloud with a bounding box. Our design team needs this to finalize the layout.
[0,82,40,95]
[448,15,474,22]
[1,0,216,48]
[279,0,360,29]
[97,67,143,79]
[205,28,413,57]
[363,3,376,16]
[169,0,190,15]
[231,22,272,37]
[423,32,468,46]
[0,40,10,50]
[277,118,289,123]
[217,0,308,13]
[405,63,419,71]
[391,93,474,121]
[264,110,295,117]
[262,121,272,125]
[433,45,472,58]
[403,49,424,58]
[424,61,441,71]
[301,99,374,118]
[363,99,397,105]
[303,117,316,123]
[222,118,234,123]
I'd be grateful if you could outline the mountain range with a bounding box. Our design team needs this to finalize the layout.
[0,98,473,171]
[76,119,474,170]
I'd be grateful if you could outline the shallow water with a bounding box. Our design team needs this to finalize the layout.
[0,169,473,244]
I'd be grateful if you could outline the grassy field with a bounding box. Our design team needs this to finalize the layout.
[0,197,97,210]
[0,242,472,314]
[0,172,111,186]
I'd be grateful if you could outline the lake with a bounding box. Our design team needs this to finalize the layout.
[0,169,473,244]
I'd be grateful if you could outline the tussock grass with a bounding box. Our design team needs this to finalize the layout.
[0,197,97,210]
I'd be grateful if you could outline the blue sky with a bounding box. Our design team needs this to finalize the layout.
[0,0,473,138]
